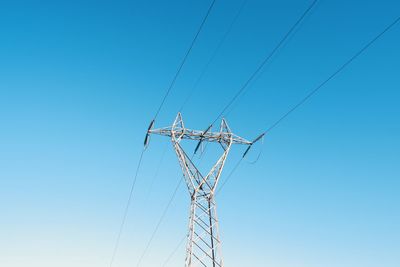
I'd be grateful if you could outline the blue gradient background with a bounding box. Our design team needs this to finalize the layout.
[0,0,399,266]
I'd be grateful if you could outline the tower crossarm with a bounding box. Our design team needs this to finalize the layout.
[149,127,252,145]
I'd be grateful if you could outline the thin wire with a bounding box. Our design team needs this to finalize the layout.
[144,144,168,201]
[109,148,145,267]
[136,177,184,267]
[159,13,400,267]
[179,0,248,113]
[223,0,318,119]
[221,15,400,190]
[218,14,400,192]
[111,1,217,264]
[211,0,318,125]
[216,157,243,195]
[160,157,243,267]
[244,136,264,165]
[153,0,217,120]
[109,2,219,266]
[161,235,187,267]
[137,135,216,267]
[261,15,400,136]
[136,153,195,267]
[137,0,232,251]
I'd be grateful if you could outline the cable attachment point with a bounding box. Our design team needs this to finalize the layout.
[144,119,155,148]
[242,133,265,158]
[194,124,213,154]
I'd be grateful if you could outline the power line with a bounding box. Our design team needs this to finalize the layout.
[136,177,184,267]
[218,14,400,197]
[261,14,400,136]
[161,235,186,267]
[160,157,243,267]
[216,157,243,195]
[109,148,145,267]
[156,2,318,264]
[160,15,400,265]
[137,151,210,266]
[136,154,196,267]
[153,0,217,121]
[144,143,168,201]
[138,0,248,254]
[179,0,249,113]
[135,0,222,259]
[110,2,218,265]
[211,0,318,125]
[138,0,222,243]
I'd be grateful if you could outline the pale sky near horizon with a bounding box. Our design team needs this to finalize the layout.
[0,0,399,266]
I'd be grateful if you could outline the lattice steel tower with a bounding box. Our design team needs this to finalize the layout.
[146,113,252,267]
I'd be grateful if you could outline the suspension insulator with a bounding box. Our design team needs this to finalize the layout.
[144,119,155,147]
[242,133,265,158]
[194,124,213,154]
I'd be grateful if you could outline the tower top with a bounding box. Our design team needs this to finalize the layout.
[148,112,252,145]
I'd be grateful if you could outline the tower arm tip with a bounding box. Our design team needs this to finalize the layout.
[242,132,265,158]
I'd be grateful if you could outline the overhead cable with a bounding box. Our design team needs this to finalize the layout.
[110,1,218,266]
[211,0,319,125]
[258,14,400,138]
[179,0,249,112]
[109,148,145,267]
[159,11,400,267]
[230,14,400,190]
[153,0,217,121]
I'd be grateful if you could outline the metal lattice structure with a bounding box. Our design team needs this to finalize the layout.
[147,113,252,267]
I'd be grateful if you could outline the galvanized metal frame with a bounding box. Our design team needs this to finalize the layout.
[148,113,251,267]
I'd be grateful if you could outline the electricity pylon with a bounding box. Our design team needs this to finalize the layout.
[146,113,252,267]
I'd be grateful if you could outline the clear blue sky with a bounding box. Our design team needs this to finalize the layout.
[0,1,399,267]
